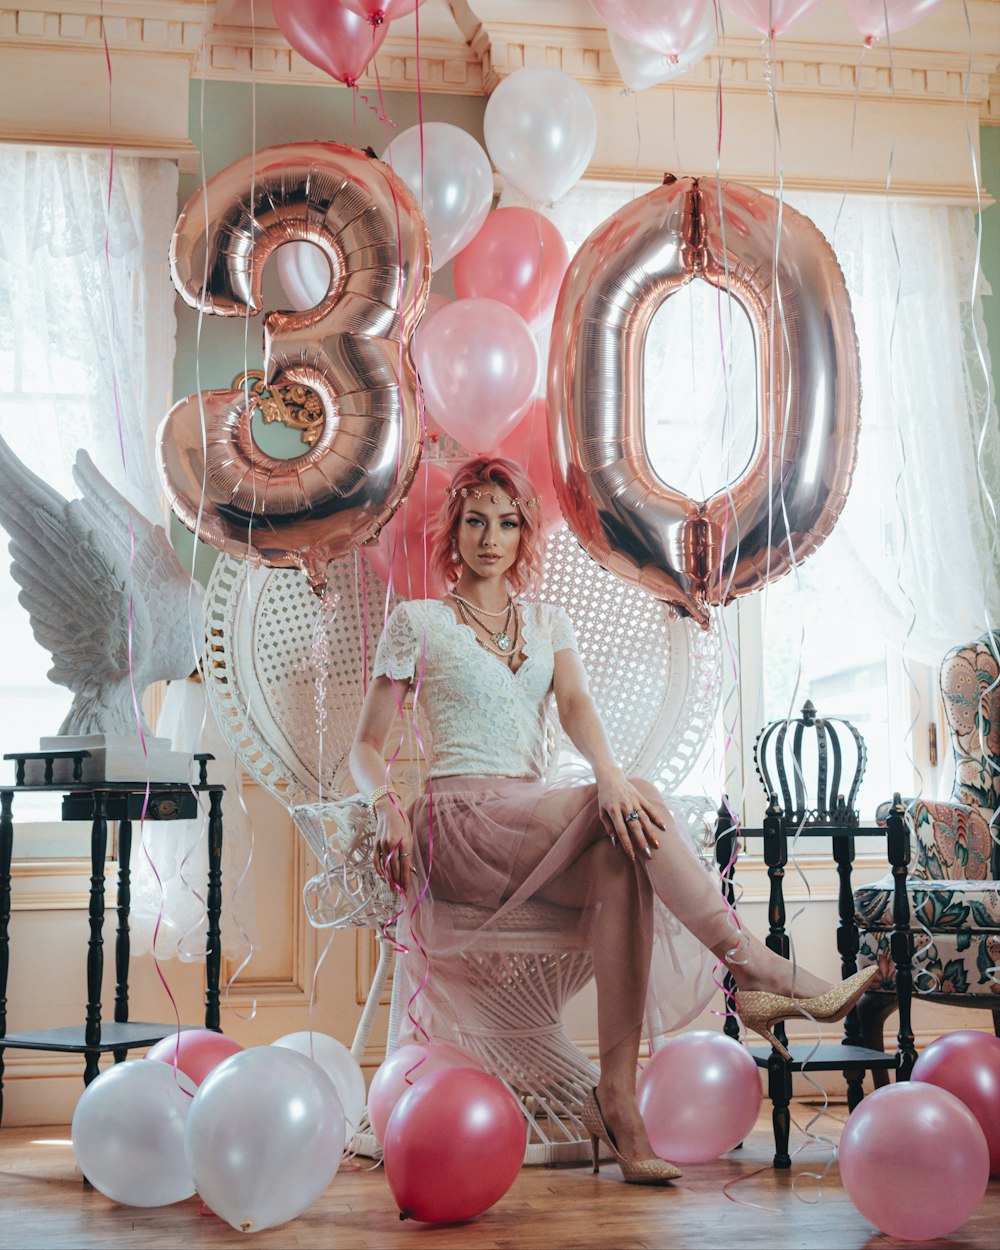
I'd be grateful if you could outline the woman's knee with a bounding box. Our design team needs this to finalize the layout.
[596,836,653,901]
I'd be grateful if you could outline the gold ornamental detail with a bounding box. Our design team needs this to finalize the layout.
[233,370,324,447]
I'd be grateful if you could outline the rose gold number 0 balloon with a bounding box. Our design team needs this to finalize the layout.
[549,175,861,629]
[158,141,431,592]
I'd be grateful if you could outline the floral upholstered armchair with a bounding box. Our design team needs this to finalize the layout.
[855,632,1000,1053]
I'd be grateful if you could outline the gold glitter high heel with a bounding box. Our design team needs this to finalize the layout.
[580,1088,682,1184]
[735,964,881,1061]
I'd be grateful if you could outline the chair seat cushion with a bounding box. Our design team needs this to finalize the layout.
[855,875,1000,933]
[858,929,1000,997]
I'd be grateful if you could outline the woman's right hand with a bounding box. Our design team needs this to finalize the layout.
[372,798,414,895]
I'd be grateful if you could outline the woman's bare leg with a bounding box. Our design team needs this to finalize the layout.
[629,780,832,999]
[503,780,835,1161]
[533,834,660,1163]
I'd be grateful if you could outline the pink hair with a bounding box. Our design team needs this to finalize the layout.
[430,457,547,596]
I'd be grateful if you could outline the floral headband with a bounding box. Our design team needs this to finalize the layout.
[447,486,542,511]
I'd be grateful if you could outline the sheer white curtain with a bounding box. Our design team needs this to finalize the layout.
[507,180,1000,664]
[0,148,177,516]
[0,148,256,960]
[0,150,178,794]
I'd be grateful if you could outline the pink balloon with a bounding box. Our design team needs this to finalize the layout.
[341,0,422,23]
[840,1083,989,1240]
[367,1041,484,1144]
[498,398,563,534]
[636,1031,761,1163]
[841,0,945,46]
[912,1031,1000,1176]
[145,1029,244,1087]
[364,460,452,600]
[592,0,711,58]
[608,8,715,92]
[413,299,539,452]
[725,0,823,37]
[453,209,570,332]
[383,1068,525,1223]
[271,0,388,86]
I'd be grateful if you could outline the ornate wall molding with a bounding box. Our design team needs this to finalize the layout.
[0,1,994,109]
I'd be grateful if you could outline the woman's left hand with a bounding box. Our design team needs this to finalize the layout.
[595,768,666,861]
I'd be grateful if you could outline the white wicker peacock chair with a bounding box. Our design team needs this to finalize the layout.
[204,523,721,1164]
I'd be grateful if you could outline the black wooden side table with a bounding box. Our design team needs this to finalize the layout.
[715,797,913,1167]
[0,750,225,1127]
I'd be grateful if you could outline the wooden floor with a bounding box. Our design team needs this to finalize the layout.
[1,1102,997,1250]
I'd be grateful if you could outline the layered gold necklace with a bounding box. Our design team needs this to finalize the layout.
[449,592,519,666]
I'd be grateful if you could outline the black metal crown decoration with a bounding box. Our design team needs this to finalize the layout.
[753,700,867,827]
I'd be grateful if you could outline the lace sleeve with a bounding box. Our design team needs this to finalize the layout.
[549,605,579,654]
[373,603,418,681]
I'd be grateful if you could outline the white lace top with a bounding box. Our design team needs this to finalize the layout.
[373,600,579,779]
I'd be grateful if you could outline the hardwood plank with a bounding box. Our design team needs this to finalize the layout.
[0,1103,997,1250]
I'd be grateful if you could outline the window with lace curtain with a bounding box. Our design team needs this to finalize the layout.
[0,149,177,836]
[508,180,1000,826]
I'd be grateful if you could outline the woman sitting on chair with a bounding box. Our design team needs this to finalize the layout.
[350,455,877,1184]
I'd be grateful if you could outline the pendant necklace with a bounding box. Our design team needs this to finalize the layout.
[454,597,517,663]
[450,593,514,653]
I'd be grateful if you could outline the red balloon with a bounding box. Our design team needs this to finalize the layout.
[272,0,388,86]
[912,1030,1000,1176]
[498,398,562,533]
[145,1029,243,1087]
[454,209,570,331]
[367,1041,484,1144]
[383,1068,525,1223]
[365,460,452,599]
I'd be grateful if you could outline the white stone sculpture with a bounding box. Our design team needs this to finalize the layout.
[0,434,203,736]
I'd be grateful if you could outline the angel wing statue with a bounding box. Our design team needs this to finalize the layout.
[0,434,204,736]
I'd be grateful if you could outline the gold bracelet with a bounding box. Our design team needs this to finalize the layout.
[368,784,398,821]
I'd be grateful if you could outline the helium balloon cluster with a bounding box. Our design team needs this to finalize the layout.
[597,0,946,89]
[159,24,872,621]
[158,62,595,598]
[70,1030,365,1234]
[275,67,590,466]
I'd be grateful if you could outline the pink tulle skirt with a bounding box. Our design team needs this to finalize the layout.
[396,775,718,1049]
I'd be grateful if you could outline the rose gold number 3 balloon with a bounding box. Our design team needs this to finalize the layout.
[549,175,861,629]
[158,141,431,592]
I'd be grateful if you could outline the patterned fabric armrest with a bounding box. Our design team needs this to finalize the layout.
[910,799,996,881]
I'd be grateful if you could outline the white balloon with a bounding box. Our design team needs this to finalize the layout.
[608,8,716,93]
[275,241,330,311]
[185,1047,345,1234]
[271,1032,365,1148]
[484,67,597,205]
[382,122,493,267]
[71,1061,196,1207]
